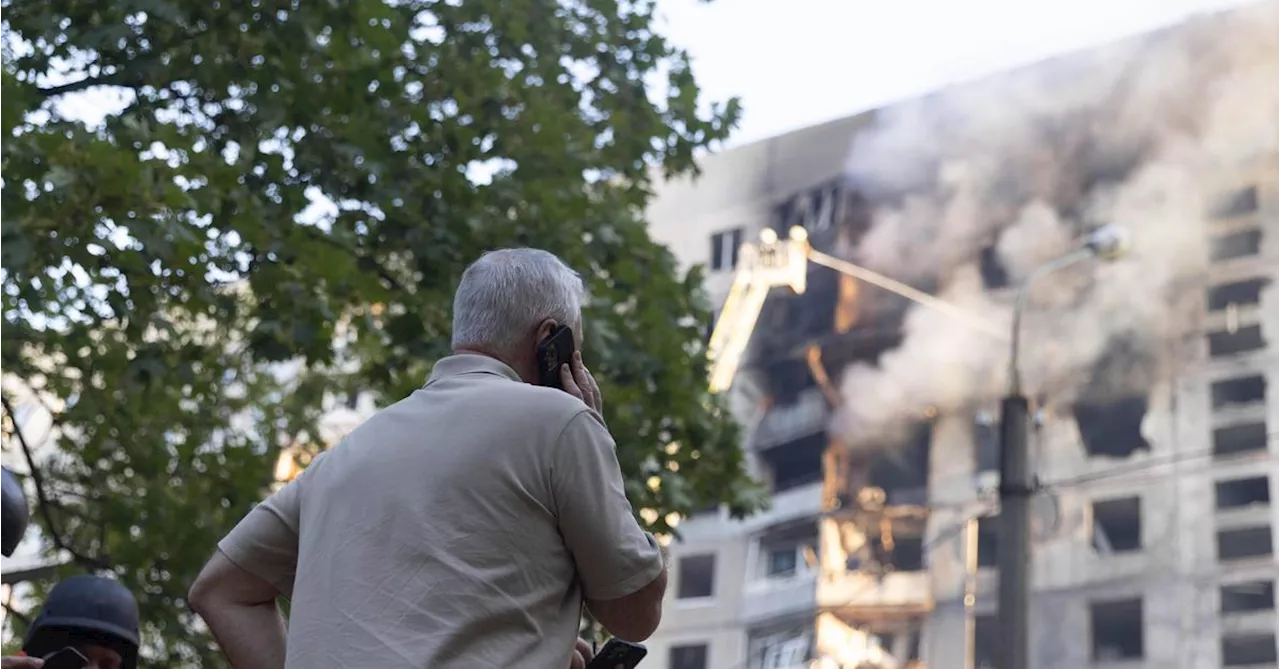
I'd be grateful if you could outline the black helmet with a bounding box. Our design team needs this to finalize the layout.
[1,466,29,557]
[23,575,140,669]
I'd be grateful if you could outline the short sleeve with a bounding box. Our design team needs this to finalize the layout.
[551,411,664,601]
[217,475,303,598]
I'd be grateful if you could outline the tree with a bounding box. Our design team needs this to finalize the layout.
[0,0,766,664]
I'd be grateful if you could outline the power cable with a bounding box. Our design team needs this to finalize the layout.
[1039,432,1279,492]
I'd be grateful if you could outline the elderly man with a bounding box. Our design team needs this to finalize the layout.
[190,249,667,669]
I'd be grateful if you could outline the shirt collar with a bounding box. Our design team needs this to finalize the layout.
[425,354,523,385]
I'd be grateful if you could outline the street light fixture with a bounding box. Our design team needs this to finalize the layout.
[1008,223,1130,395]
[996,223,1129,669]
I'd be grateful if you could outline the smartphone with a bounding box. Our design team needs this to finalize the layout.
[43,647,89,669]
[586,638,648,669]
[536,325,576,390]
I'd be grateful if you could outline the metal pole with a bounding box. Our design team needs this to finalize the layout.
[1007,250,1090,396]
[998,249,1090,669]
[997,394,1030,669]
[963,516,979,669]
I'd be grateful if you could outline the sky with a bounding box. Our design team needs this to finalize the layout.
[49,0,1255,149]
[654,0,1256,147]
[33,0,1267,237]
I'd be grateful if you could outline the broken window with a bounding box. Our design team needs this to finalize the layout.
[1091,496,1142,554]
[1215,476,1271,510]
[1213,421,1269,458]
[710,228,745,271]
[973,413,1000,473]
[677,553,716,599]
[1210,228,1262,262]
[759,432,826,492]
[1073,397,1150,458]
[1207,278,1269,312]
[757,359,819,410]
[1211,375,1267,410]
[778,181,843,234]
[756,271,840,348]
[868,422,932,506]
[1208,186,1260,219]
[669,644,708,669]
[1222,633,1278,666]
[1220,580,1275,614]
[890,535,925,572]
[1208,325,1266,358]
[1217,526,1274,562]
[1090,598,1144,661]
[977,515,999,568]
[980,244,1010,289]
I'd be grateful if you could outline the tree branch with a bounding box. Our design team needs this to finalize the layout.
[1,395,111,571]
[38,72,137,98]
[296,225,409,294]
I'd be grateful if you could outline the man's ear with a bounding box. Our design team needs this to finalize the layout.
[534,319,559,345]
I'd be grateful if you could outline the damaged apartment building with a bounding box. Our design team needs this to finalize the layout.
[642,4,1278,669]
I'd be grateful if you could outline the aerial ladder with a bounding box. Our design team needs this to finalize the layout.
[705,226,1005,394]
[706,226,813,393]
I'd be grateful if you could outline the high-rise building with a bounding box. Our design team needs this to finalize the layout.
[643,4,1277,668]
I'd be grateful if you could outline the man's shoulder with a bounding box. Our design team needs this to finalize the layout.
[418,376,592,435]
[493,381,592,423]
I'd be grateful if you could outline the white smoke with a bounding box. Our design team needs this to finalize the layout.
[831,1,1278,447]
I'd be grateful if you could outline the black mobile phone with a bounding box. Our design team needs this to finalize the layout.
[536,325,576,390]
[43,647,89,669]
[586,638,647,669]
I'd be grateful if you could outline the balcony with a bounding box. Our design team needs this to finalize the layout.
[681,481,824,542]
[744,482,825,533]
[816,569,931,614]
[742,572,818,626]
[744,520,821,625]
[753,388,828,451]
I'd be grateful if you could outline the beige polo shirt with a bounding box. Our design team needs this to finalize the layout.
[218,354,664,668]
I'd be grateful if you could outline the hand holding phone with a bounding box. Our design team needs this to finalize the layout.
[585,639,647,669]
[536,325,576,390]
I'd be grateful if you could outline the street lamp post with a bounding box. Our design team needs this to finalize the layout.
[997,224,1129,669]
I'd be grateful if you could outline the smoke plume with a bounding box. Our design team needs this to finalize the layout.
[831,1,1278,448]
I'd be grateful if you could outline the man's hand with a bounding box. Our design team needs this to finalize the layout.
[568,638,623,669]
[560,352,603,417]
[1,657,44,668]
[569,638,594,669]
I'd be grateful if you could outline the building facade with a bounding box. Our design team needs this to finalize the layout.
[643,4,1278,669]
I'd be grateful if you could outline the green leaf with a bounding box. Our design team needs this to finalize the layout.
[2,0,759,664]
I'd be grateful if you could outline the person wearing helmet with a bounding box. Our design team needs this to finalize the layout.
[0,575,140,669]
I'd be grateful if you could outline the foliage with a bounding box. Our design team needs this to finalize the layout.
[0,0,764,664]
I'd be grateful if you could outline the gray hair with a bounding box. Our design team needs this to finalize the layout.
[451,248,585,356]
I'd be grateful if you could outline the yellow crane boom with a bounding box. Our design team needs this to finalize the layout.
[706,227,811,393]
